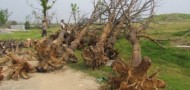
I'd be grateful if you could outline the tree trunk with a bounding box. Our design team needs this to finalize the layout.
[35,30,67,72]
[131,38,142,67]
[126,27,142,67]
[69,25,90,50]
[97,22,112,47]
[82,22,113,69]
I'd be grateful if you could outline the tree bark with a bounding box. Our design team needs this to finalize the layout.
[82,22,114,69]
[6,53,35,80]
[126,27,142,67]
[69,25,90,50]
[35,30,67,72]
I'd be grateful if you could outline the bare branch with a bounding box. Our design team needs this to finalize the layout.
[26,0,42,10]
[138,35,166,49]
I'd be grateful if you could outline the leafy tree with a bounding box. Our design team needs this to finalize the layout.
[40,0,56,22]
[0,9,11,26]
[71,3,80,24]
[27,0,56,24]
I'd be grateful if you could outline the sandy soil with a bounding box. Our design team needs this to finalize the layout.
[0,66,100,90]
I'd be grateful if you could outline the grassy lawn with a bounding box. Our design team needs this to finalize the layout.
[0,27,59,40]
[0,14,190,90]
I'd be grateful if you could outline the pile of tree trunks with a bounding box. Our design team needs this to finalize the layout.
[0,40,26,56]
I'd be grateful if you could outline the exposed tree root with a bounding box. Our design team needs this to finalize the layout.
[102,57,166,90]
[34,36,67,72]
[6,53,35,80]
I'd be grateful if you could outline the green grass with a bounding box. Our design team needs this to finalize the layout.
[172,29,190,36]
[0,27,59,40]
[155,13,190,21]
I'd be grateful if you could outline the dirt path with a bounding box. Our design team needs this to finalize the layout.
[0,66,100,90]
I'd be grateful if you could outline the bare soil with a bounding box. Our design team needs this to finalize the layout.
[0,66,100,90]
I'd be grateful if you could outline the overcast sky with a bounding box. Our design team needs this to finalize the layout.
[0,0,190,23]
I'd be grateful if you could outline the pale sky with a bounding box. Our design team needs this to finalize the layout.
[0,0,190,23]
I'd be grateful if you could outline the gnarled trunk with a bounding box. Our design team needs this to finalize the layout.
[82,22,113,69]
[35,30,67,72]
[69,25,90,50]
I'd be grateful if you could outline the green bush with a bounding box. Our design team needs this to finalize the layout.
[25,21,30,30]
[0,9,9,26]
[11,21,17,25]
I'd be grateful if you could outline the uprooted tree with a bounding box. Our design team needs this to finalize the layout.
[34,0,106,72]
[83,0,166,89]
[82,0,131,69]
[113,0,166,89]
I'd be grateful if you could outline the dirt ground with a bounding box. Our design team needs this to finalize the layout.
[0,66,100,90]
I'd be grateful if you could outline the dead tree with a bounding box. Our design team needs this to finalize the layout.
[101,0,166,89]
[82,0,129,69]
[121,0,164,67]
